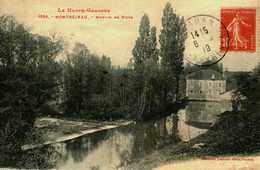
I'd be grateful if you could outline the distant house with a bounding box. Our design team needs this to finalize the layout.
[186,69,226,101]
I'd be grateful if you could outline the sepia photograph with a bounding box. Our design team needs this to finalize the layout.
[0,0,260,169]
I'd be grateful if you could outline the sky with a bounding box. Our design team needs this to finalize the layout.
[0,0,259,71]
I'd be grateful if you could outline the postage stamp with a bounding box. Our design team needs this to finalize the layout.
[221,8,256,52]
[185,15,229,66]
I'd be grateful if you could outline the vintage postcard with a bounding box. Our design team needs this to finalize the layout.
[0,0,259,169]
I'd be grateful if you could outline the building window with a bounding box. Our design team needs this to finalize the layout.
[190,90,193,93]
[219,83,221,87]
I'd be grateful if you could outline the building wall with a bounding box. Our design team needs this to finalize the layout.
[186,79,226,101]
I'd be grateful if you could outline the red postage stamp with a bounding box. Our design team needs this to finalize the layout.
[221,8,256,52]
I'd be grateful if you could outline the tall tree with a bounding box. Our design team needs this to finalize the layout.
[132,14,151,67]
[131,14,151,116]
[132,14,161,118]
[159,2,187,101]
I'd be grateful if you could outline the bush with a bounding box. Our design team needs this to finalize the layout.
[202,110,260,154]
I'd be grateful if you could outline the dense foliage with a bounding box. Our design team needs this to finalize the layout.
[202,64,260,154]
[0,15,63,164]
[62,43,134,119]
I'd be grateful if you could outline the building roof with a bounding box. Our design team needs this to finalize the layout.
[186,69,225,80]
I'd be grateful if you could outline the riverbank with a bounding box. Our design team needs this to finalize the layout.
[127,110,260,170]
[127,132,260,170]
[22,117,134,151]
[127,133,204,170]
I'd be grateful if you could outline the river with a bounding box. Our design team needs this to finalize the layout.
[14,101,232,169]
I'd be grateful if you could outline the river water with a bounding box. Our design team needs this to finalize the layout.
[17,101,232,169]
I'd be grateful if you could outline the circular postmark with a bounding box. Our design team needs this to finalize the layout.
[185,14,230,66]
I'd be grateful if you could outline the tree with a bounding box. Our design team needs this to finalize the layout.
[132,14,150,116]
[63,43,90,115]
[63,43,127,119]
[143,26,159,114]
[132,14,150,64]
[159,2,187,101]
[234,64,260,111]
[131,14,161,118]
[0,15,63,161]
[132,14,151,92]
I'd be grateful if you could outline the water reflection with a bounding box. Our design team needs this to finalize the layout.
[57,120,180,170]
[59,129,134,170]
[178,101,232,141]
[16,101,232,169]
[186,101,232,124]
